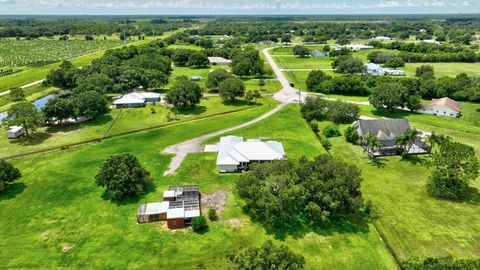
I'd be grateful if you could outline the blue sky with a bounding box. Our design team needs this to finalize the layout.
[0,0,478,15]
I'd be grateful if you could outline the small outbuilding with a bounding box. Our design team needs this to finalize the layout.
[7,126,25,139]
[374,36,392,41]
[208,57,232,65]
[137,185,201,229]
[311,50,329,57]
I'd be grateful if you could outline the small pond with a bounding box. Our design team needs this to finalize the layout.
[32,94,54,110]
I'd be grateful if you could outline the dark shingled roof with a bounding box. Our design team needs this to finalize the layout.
[355,119,411,139]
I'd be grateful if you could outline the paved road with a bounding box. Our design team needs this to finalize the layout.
[262,48,308,104]
[0,79,45,96]
[162,47,307,175]
[162,102,287,175]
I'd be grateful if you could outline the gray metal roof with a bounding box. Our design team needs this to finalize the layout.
[355,119,411,139]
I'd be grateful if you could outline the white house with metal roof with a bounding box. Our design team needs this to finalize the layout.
[112,92,162,108]
[208,57,232,65]
[214,135,285,172]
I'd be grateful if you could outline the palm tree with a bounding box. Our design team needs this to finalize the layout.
[363,133,382,155]
[397,129,421,155]
[427,131,450,153]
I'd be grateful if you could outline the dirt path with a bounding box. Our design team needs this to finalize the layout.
[0,79,45,96]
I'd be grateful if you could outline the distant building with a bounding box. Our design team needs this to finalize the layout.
[364,63,405,76]
[335,44,374,52]
[190,76,203,81]
[6,126,24,139]
[208,57,232,65]
[311,49,329,57]
[213,135,285,173]
[422,39,440,44]
[419,29,427,33]
[137,185,201,229]
[354,119,430,156]
[417,97,461,118]
[260,40,276,46]
[112,92,162,108]
[374,36,392,41]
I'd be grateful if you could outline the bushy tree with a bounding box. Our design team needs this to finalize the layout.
[206,69,230,89]
[416,65,434,77]
[231,48,265,78]
[42,97,74,124]
[229,240,305,270]
[208,208,217,221]
[236,155,363,228]
[95,153,152,200]
[333,57,366,74]
[402,256,480,270]
[405,95,422,111]
[5,102,44,137]
[369,82,406,112]
[344,126,360,144]
[9,87,24,101]
[0,160,21,192]
[306,70,332,93]
[427,141,479,200]
[219,77,245,102]
[172,49,194,67]
[188,51,209,68]
[301,97,359,124]
[322,125,341,138]
[165,76,203,109]
[71,91,108,119]
[384,57,405,69]
[293,45,310,57]
[45,61,77,89]
[191,216,208,232]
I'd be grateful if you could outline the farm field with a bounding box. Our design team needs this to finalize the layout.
[0,96,277,159]
[0,28,188,93]
[0,39,129,67]
[0,105,398,269]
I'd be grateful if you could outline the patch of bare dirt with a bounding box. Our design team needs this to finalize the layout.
[222,218,242,227]
[201,191,227,214]
[61,245,73,253]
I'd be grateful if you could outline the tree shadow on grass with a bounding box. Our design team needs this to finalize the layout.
[46,115,113,134]
[101,183,157,206]
[10,132,51,146]
[0,182,26,201]
[243,205,370,240]
[400,154,427,166]
[223,99,262,107]
[175,105,207,116]
[369,108,416,119]
[465,187,480,205]
[368,157,387,168]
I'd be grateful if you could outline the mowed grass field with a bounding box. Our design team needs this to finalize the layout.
[0,105,398,269]
[272,45,480,77]
[0,96,277,159]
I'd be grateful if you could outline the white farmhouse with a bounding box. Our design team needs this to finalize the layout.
[112,92,162,108]
[335,44,374,52]
[417,97,461,118]
[214,136,285,172]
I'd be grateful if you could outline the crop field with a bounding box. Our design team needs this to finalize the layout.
[0,39,129,68]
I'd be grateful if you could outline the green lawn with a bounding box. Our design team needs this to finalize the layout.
[404,62,480,77]
[167,44,204,51]
[0,105,398,269]
[359,102,480,153]
[274,56,333,70]
[326,121,480,260]
[0,96,277,159]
